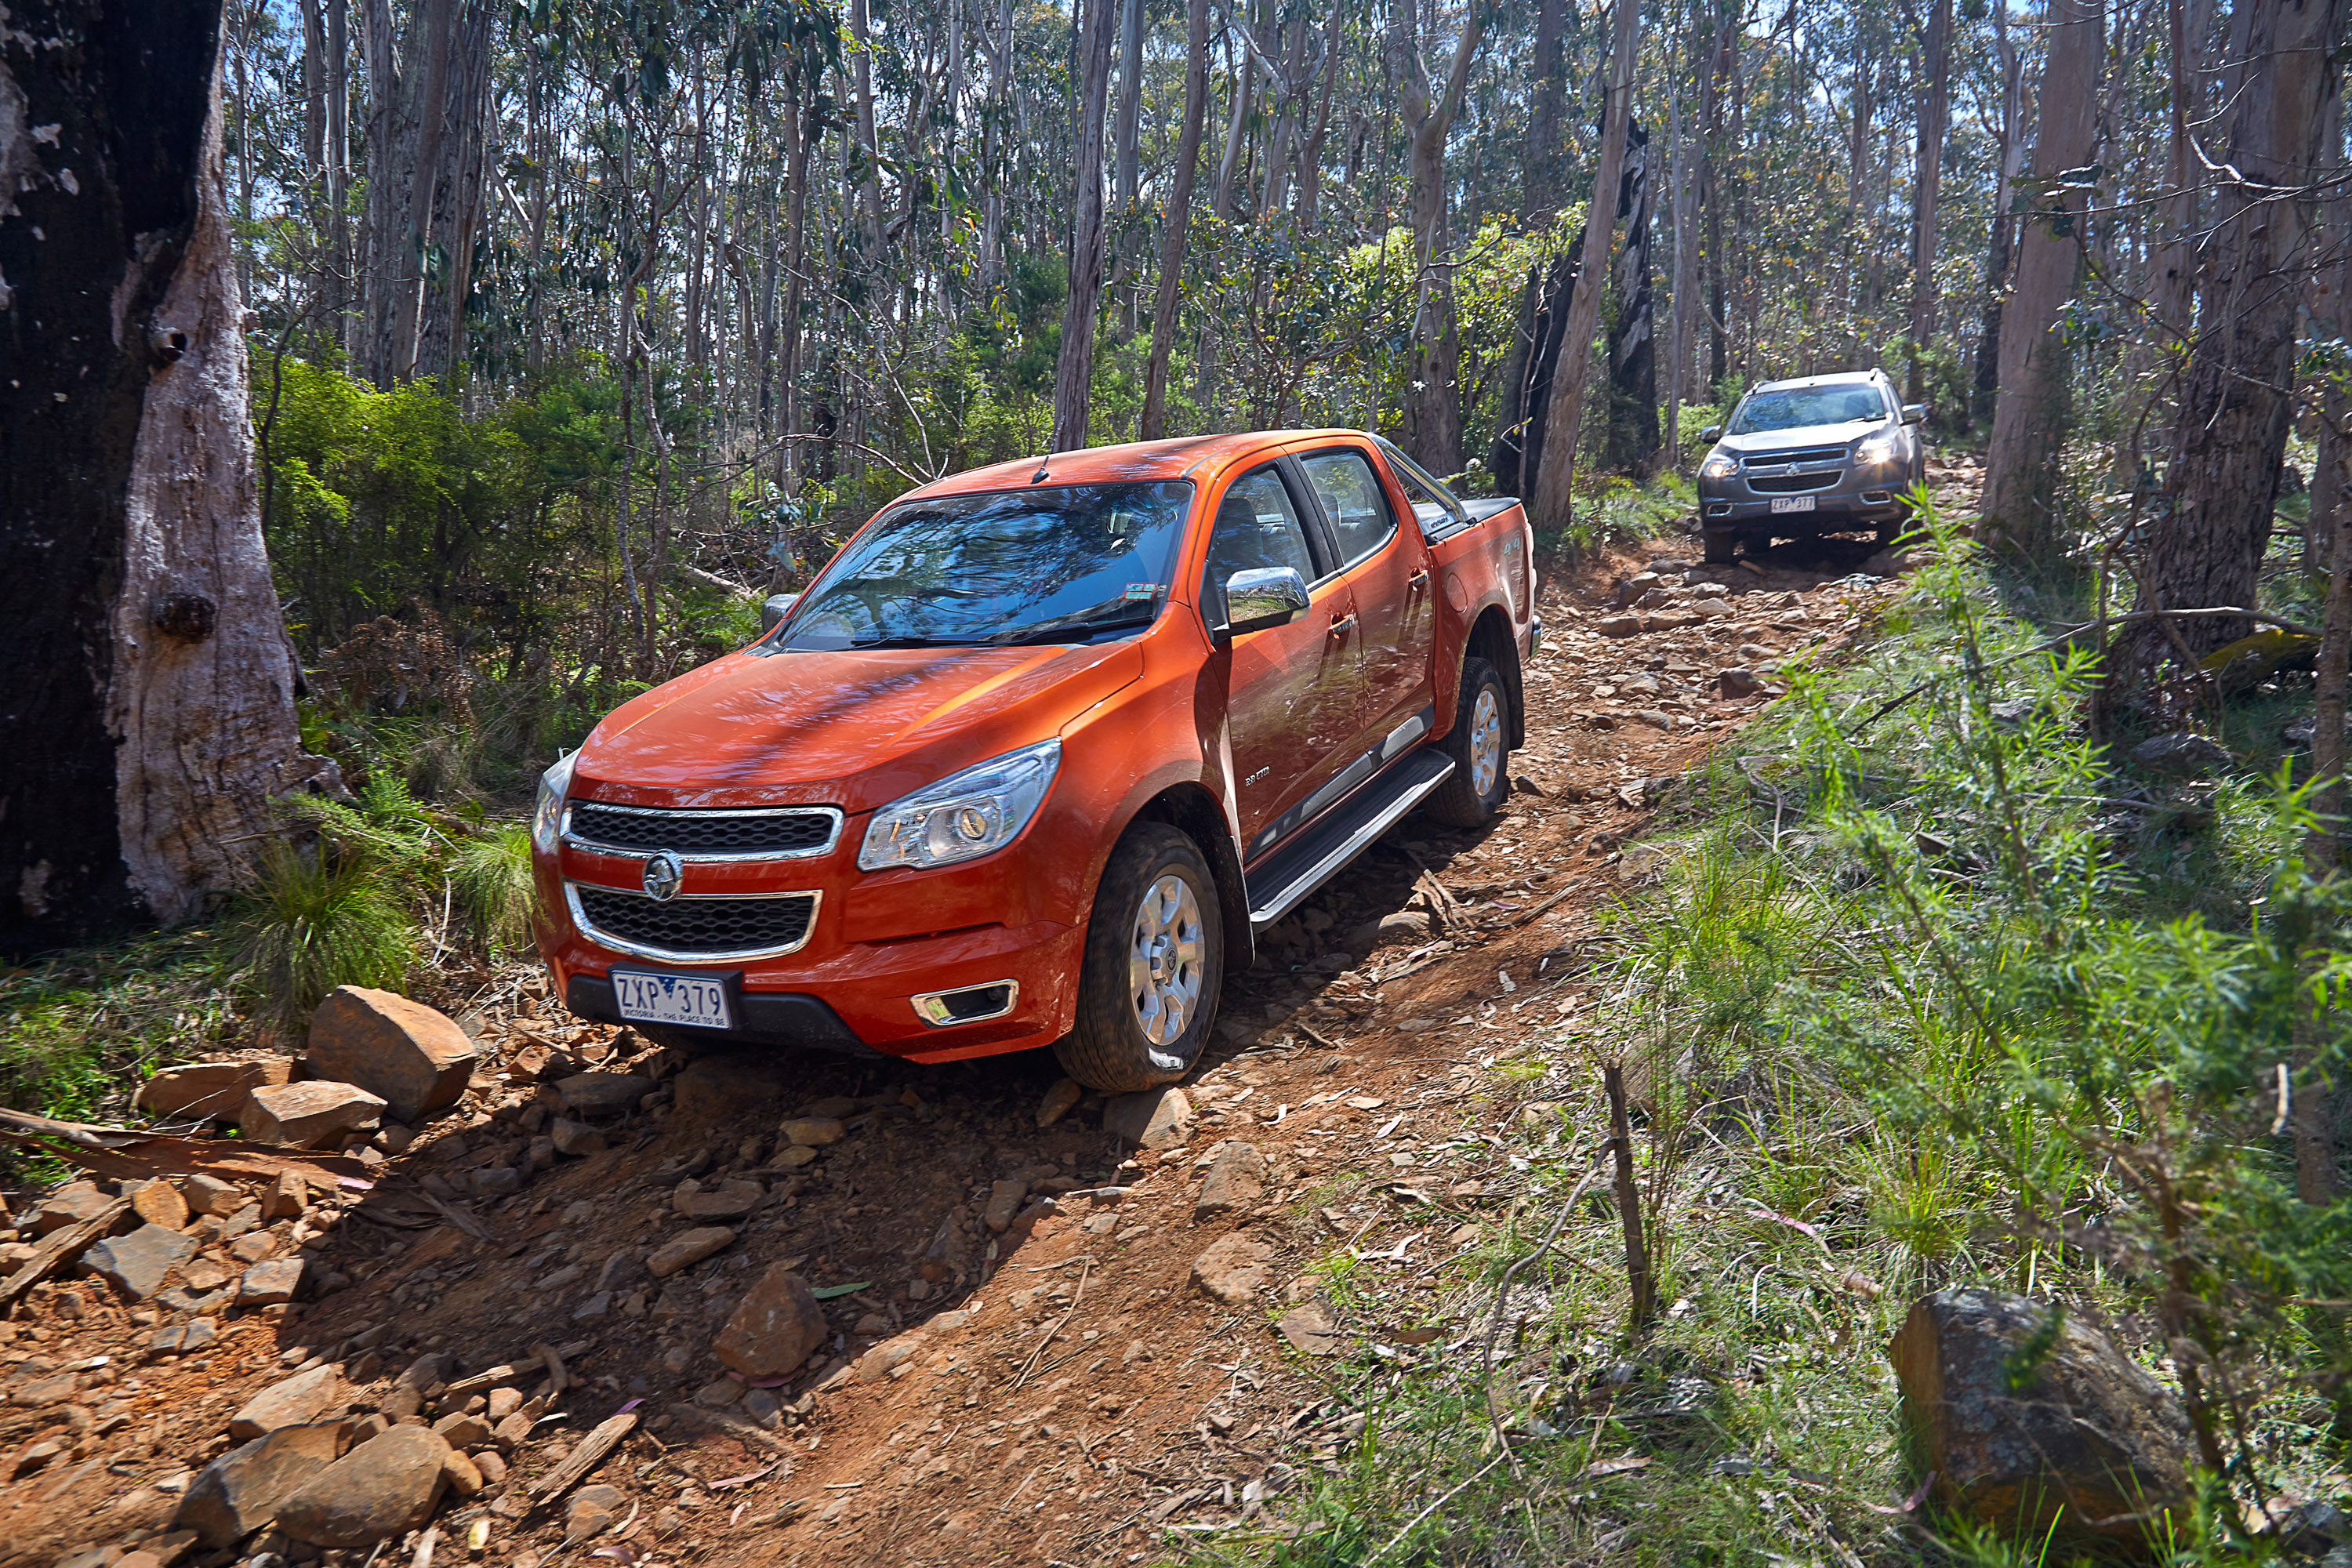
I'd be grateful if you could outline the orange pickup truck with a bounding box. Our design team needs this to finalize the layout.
[529,430,1538,1091]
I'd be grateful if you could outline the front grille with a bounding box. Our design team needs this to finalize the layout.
[573,886,818,957]
[1751,471,1843,494]
[566,801,839,858]
[1748,445,1848,466]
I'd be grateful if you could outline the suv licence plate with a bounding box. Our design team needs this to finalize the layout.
[611,968,734,1030]
[1769,495,1817,514]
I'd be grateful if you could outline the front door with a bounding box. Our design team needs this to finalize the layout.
[1200,463,1360,856]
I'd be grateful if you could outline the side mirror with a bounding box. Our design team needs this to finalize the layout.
[760,593,800,634]
[1698,424,1722,443]
[1218,566,1309,638]
[1901,403,1926,424]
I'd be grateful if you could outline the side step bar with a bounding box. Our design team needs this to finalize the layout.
[1243,749,1454,931]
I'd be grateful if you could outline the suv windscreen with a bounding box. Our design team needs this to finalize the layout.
[772,481,1195,652]
[1729,384,1887,435]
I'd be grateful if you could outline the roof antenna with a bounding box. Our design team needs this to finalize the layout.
[1030,459,1051,484]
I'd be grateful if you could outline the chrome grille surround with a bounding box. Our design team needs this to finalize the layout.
[565,882,822,963]
[562,800,843,862]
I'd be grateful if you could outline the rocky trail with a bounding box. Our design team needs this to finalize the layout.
[0,464,1980,1568]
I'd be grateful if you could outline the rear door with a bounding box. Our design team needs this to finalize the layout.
[1292,445,1436,752]
[1199,463,1360,854]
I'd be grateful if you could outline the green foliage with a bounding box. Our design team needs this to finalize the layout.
[223,837,418,1045]
[450,824,540,953]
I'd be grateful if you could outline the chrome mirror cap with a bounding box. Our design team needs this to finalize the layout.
[1221,566,1310,636]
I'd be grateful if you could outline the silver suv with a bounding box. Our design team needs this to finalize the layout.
[1694,369,1925,563]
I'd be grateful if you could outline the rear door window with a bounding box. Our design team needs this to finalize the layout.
[1370,435,1469,535]
[1298,450,1399,569]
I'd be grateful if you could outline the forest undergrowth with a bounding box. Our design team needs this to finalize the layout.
[1199,507,2352,1568]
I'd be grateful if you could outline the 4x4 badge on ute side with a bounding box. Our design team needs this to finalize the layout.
[642,851,685,902]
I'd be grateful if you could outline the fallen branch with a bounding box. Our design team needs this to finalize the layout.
[665,1403,796,1455]
[1011,1255,1093,1391]
[1,1197,132,1314]
[1476,1149,1602,1472]
[527,1409,637,1501]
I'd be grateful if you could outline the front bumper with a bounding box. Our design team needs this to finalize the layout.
[535,810,1091,1065]
[1697,460,1908,528]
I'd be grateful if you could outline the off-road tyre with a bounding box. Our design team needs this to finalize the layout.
[1424,658,1512,829]
[1054,823,1225,1094]
[1701,528,1737,564]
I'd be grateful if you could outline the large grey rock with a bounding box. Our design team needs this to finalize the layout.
[172,1422,341,1548]
[1889,1287,2191,1551]
[712,1265,827,1380]
[82,1224,197,1300]
[229,1364,340,1442]
[136,1058,293,1120]
[241,1081,385,1148]
[304,986,478,1122]
[274,1425,452,1548]
[28,1181,113,1236]
[1104,1087,1194,1149]
[239,1258,307,1306]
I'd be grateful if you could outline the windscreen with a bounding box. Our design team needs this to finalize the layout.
[773,481,1195,652]
[1729,384,1887,435]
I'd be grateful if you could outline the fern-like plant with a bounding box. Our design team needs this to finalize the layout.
[449,823,539,951]
[225,838,416,1043]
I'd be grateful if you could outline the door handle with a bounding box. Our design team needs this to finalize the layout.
[1327,612,1357,637]
[1406,568,1429,590]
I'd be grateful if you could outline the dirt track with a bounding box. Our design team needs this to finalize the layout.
[0,473,1977,1568]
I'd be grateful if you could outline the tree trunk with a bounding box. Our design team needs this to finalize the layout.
[851,0,886,254]
[1113,0,1144,216]
[1606,120,1660,471]
[1907,0,1951,407]
[1213,15,1254,222]
[1665,67,1700,467]
[1523,0,1568,223]
[384,0,456,384]
[1392,0,1486,475]
[0,0,325,950]
[1531,0,1642,537]
[1969,0,2020,430]
[1979,0,2101,559]
[2132,0,2347,672]
[1142,0,1212,442]
[412,0,494,384]
[1051,0,1116,452]
[1291,0,1345,227]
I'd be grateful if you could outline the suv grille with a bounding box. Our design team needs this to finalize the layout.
[567,801,839,858]
[1747,445,1849,466]
[572,886,818,957]
[1751,472,1842,494]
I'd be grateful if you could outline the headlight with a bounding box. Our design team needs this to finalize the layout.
[1699,449,1740,481]
[531,752,576,854]
[858,739,1061,872]
[1853,431,1904,466]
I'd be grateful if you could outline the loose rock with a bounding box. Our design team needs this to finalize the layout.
[1189,1233,1275,1306]
[712,1265,827,1380]
[1889,1287,2191,1548]
[1194,1142,1266,1221]
[29,1181,113,1235]
[648,1226,736,1278]
[136,1059,293,1120]
[241,1082,386,1149]
[82,1224,197,1300]
[129,1179,191,1231]
[779,1116,845,1146]
[549,1117,607,1156]
[304,987,480,1122]
[229,1365,340,1442]
[1035,1078,1083,1129]
[172,1423,341,1548]
[566,1483,626,1541]
[1103,1087,1194,1149]
[670,1055,789,1123]
[238,1258,307,1307]
[2132,732,2231,779]
[674,1179,764,1221]
[274,1425,452,1548]
[558,1073,654,1116]
[982,1179,1027,1234]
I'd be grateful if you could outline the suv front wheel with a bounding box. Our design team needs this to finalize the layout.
[1055,823,1225,1093]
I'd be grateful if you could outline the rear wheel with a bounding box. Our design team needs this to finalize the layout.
[1424,658,1512,828]
[1054,824,1224,1093]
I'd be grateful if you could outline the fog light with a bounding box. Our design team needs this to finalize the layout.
[912,981,1021,1026]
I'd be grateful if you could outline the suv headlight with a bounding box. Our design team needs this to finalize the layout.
[858,739,1062,872]
[1699,449,1740,481]
[531,752,576,854]
[1853,430,1904,466]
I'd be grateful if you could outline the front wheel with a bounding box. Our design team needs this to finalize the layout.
[1701,528,1737,564]
[1054,824,1225,1094]
[1424,657,1512,828]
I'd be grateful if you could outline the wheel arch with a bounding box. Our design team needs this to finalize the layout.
[1465,603,1526,750]
[1124,782,1255,975]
